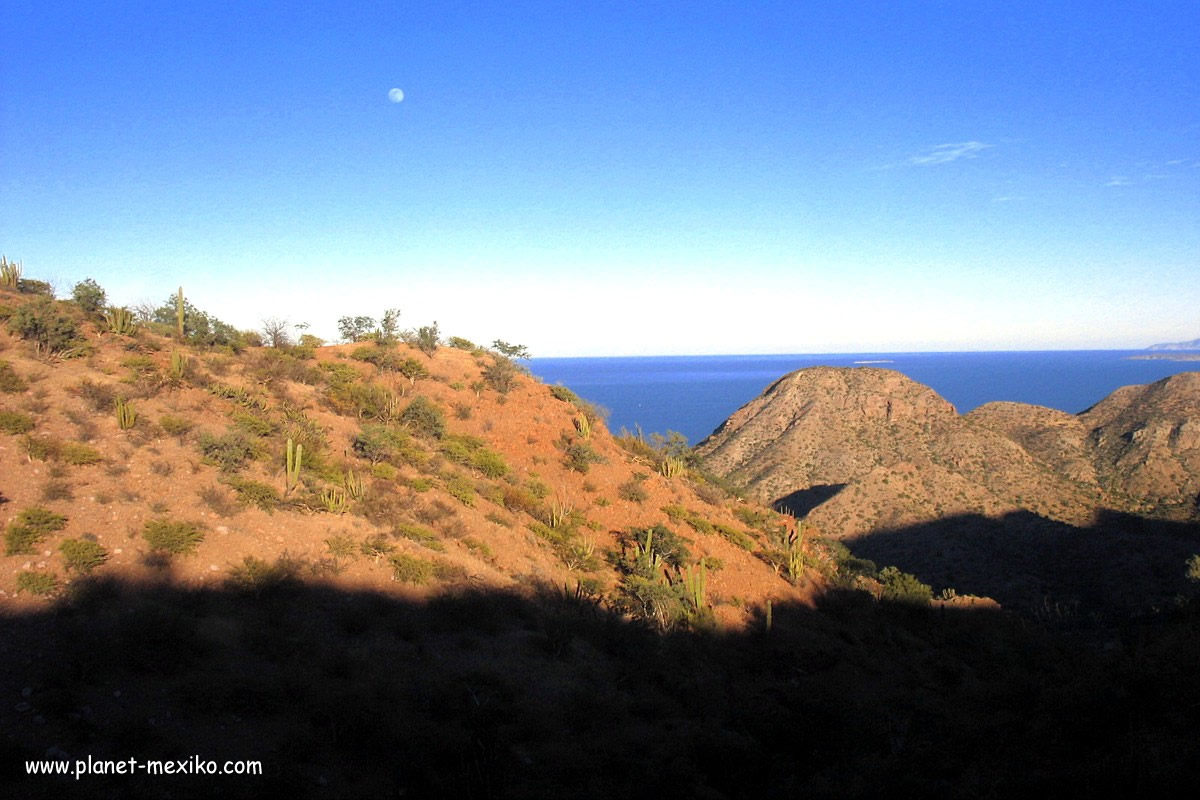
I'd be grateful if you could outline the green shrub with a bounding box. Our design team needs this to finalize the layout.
[150,294,245,349]
[371,462,399,480]
[197,430,260,472]
[448,336,476,350]
[72,379,117,412]
[159,414,195,436]
[142,519,206,555]
[712,523,756,551]
[409,476,433,492]
[444,473,476,506]
[60,538,108,573]
[232,411,278,438]
[502,486,542,516]
[627,524,692,569]
[393,522,445,552]
[440,434,508,477]
[353,423,418,465]
[71,279,107,313]
[7,298,81,354]
[16,571,58,596]
[400,396,445,439]
[326,380,397,422]
[413,322,440,357]
[0,360,27,393]
[389,553,435,584]
[879,566,932,605]
[0,409,34,434]
[226,555,302,594]
[618,476,649,504]
[60,441,102,466]
[5,507,68,555]
[23,434,59,461]
[563,442,604,473]
[482,356,519,394]
[222,477,280,512]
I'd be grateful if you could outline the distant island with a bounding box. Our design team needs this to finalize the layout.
[1127,353,1200,361]
[1126,337,1200,360]
[1146,336,1200,351]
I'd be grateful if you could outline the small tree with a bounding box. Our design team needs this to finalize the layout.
[492,340,530,359]
[71,278,107,313]
[338,316,376,343]
[261,318,292,349]
[415,321,440,358]
[482,355,518,394]
[378,309,401,345]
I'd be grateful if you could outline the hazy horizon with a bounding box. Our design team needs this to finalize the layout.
[3,2,1198,356]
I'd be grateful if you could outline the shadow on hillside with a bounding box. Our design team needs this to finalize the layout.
[3,575,1200,798]
[843,509,1200,617]
[772,484,847,517]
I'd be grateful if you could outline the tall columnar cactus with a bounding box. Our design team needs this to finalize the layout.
[169,351,189,381]
[104,306,137,335]
[285,438,303,494]
[659,456,685,478]
[344,469,365,501]
[0,256,22,289]
[681,564,707,611]
[574,413,591,440]
[765,599,773,633]
[321,487,348,514]
[175,287,185,339]
[115,397,137,430]
[786,523,806,581]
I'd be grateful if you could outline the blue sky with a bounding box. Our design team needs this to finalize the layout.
[2,1,1197,355]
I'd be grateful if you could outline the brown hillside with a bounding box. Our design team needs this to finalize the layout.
[1078,372,1200,517]
[0,283,811,624]
[696,366,1104,528]
[697,365,1200,612]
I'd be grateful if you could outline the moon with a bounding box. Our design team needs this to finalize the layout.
[387,88,405,103]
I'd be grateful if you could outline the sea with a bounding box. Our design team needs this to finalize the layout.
[528,351,1200,447]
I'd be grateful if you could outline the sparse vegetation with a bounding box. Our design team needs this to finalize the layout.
[0,409,35,434]
[60,537,108,573]
[142,519,206,555]
[0,360,27,393]
[5,508,68,555]
[15,570,58,596]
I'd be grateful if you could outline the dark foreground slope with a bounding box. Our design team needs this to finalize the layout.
[2,576,1199,799]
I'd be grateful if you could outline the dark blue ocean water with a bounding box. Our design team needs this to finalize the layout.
[528,351,1200,447]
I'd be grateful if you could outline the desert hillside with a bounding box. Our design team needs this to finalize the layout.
[0,274,822,626]
[697,365,1200,612]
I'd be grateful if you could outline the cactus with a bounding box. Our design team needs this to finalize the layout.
[659,456,685,478]
[175,286,185,339]
[344,469,365,501]
[765,599,773,633]
[321,487,348,514]
[636,529,664,578]
[574,413,591,439]
[115,397,136,430]
[0,256,21,289]
[548,496,573,528]
[285,438,303,494]
[786,523,805,581]
[104,306,137,335]
[681,564,707,611]
[169,351,189,381]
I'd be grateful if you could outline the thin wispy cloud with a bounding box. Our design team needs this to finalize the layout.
[1105,176,1132,187]
[907,141,992,166]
